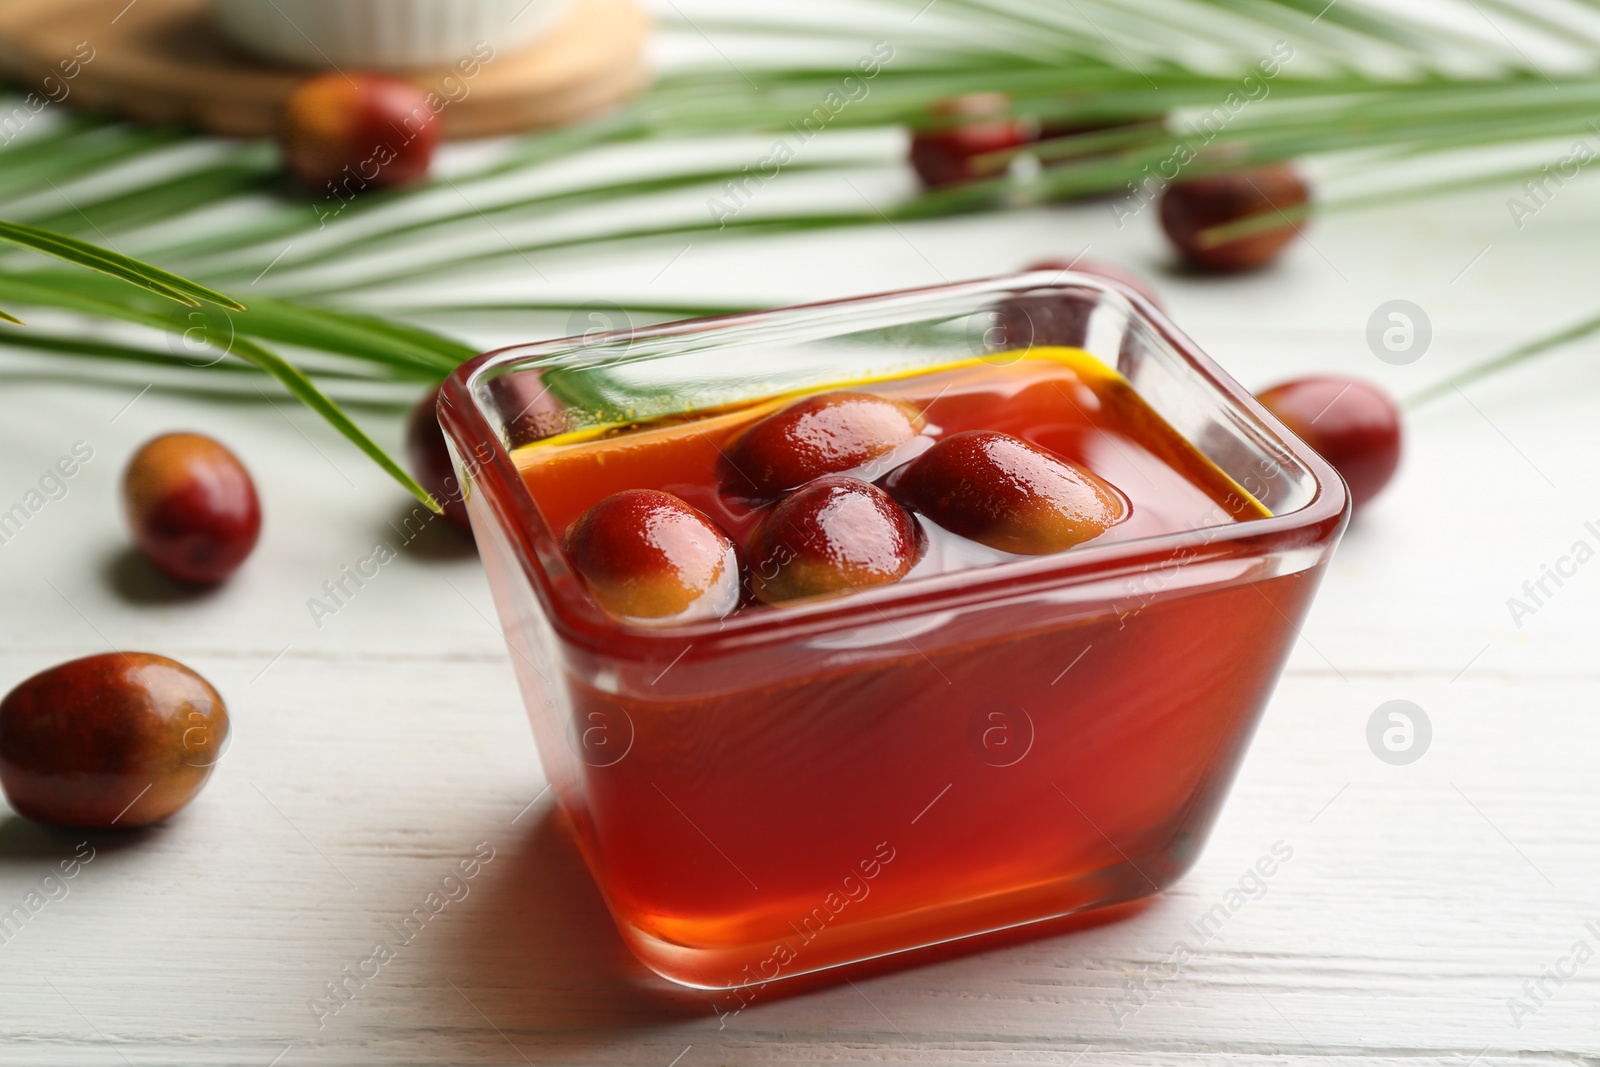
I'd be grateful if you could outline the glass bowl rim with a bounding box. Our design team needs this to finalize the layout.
[438,270,1351,655]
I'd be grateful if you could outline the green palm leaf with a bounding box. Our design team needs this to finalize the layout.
[0,0,1596,504]
[0,247,444,510]
[0,220,244,310]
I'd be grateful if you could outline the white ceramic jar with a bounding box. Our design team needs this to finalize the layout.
[213,0,567,70]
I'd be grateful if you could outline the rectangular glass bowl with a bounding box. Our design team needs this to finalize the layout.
[438,271,1349,991]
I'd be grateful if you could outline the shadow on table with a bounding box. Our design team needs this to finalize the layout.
[436,804,1155,1055]
[433,804,705,1056]
[0,812,160,863]
[102,546,218,606]
[377,502,478,562]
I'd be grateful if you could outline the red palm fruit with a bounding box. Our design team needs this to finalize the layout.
[565,490,738,622]
[1159,163,1310,272]
[487,371,567,448]
[889,431,1126,554]
[910,92,1035,189]
[998,258,1166,349]
[409,375,571,533]
[747,476,921,605]
[123,433,261,584]
[729,391,925,496]
[281,74,439,191]
[1256,376,1402,509]
[405,385,471,531]
[0,653,229,828]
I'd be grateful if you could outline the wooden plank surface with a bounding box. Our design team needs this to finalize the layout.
[3,40,1600,1067]
[0,0,650,138]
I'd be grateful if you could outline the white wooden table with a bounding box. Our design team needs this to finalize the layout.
[4,43,1600,1067]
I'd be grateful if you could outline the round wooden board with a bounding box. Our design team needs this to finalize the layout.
[0,0,650,139]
